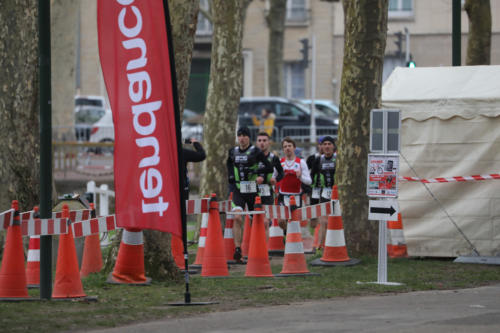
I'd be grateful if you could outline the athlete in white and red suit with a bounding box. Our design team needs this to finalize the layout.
[274,137,312,208]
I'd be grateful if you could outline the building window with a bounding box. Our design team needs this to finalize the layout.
[196,0,212,36]
[283,62,305,99]
[286,0,308,23]
[388,0,413,19]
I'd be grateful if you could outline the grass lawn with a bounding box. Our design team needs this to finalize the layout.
[0,255,499,332]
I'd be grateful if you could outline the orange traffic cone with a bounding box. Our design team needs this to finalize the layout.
[268,218,285,256]
[387,212,408,258]
[311,187,360,266]
[245,197,273,277]
[80,204,103,278]
[108,229,151,285]
[26,235,40,288]
[241,214,252,258]
[276,196,318,277]
[201,194,229,277]
[223,213,236,263]
[0,200,30,299]
[52,204,86,299]
[191,210,209,268]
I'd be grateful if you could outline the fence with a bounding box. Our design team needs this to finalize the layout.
[52,125,335,177]
[86,181,115,245]
[245,126,337,143]
[86,181,114,217]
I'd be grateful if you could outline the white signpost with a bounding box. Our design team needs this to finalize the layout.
[368,199,399,221]
[362,109,403,286]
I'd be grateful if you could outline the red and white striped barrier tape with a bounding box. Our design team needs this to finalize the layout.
[262,205,291,220]
[19,209,93,223]
[231,202,336,220]
[185,198,233,215]
[21,218,68,237]
[0,209,14,231]
[186,198,209,215]
[20,210,34,221]
[53,209,92,221]
[400,173,500,183]
[218,200,232,213]
[297,201,334,221]
[72,215,117,238]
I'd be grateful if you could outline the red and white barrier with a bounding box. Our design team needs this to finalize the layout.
[0,209,14,231]
[400,173,500,183]
[20,210,34,221]
[19,209,93,223]
[218,200,232,213]
[186,198,210,215]
[72,215,117,238]
[53,209,92,222]
[185,198,233,215]
[14,211,117,238]
[262,205,291,220]
[20,218,68,237]
[297,201,334,221]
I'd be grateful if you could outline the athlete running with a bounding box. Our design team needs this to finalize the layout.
[275,137,311,230]
[309,136,337,249]
[255,132,284,239]
[227,127,273,262]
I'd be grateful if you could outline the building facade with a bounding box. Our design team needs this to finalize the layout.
[229,0,500,106]
[53,1,500,118]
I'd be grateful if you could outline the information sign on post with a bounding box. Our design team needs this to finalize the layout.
[361,109,403,286]
[367,154,399,198]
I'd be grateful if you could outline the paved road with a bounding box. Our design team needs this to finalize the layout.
[89,284,500,333]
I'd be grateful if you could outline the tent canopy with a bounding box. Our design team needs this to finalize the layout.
[382,65,500,257]
[382,65,500,121]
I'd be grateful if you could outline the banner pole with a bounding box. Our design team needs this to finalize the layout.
[162,0,216,306]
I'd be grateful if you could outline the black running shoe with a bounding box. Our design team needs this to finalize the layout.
[233,247,242,261]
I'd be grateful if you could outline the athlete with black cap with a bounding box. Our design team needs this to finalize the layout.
[227,126,273,261]
[309,135,337,250]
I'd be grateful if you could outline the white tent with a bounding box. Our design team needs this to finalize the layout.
[382,65,500,257]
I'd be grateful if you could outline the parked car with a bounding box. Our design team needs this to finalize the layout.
[238,96,338,141]
[74,95,107,141]
[89,110,114,143]
[297,99,340,125]
[89,109,203,152]
[182,109,204,141]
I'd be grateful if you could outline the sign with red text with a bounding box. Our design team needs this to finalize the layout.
[97,0,181,236]
[367,154,399,198]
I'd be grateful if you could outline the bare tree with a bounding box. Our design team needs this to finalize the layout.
[337,0,388,256]
[199,0,250,200]
[465,0,491,65]
[266,0,287,96]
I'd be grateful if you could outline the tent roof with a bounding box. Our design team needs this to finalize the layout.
[382,65,500,121]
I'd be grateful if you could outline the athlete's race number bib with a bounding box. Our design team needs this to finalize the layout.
[312,187,321,199]
[240,181,257,193]
[321,188,333,200]
[258,184,271,197]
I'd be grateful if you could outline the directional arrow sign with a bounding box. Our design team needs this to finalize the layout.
[368,199,399,221]
[370,206,396,216]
